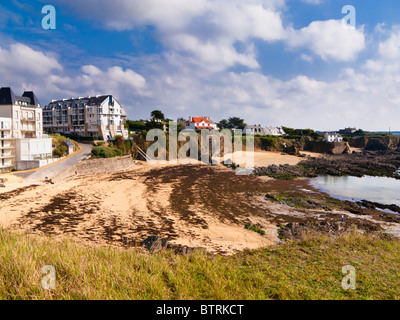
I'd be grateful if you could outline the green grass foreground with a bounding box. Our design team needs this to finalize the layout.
[1,228,400,300]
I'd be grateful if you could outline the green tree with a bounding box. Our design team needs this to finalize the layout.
[145,121,164,131]
[354,129,366,136]
[126,120,146,132]
[228,117,246,130]
[217,119,232,129]
[150,110,165,121]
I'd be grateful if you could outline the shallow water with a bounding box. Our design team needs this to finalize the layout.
[310,175,400,207]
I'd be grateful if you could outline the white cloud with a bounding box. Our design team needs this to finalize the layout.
[0,42,147,106]
[301,54,313,62]
[52,0,369,69]
[286,19,365,61]
[2,3,398,131]
[80,65,146,90]
[129,23,399,131]
[0,43,62,77]
[53,0,286,71]
[378,28,400,60]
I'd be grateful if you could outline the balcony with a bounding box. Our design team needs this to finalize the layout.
[21,127,36,132]
[0,154,14,159]
[21,117,39,122]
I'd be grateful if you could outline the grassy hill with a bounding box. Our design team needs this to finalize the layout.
[1,228,399,300]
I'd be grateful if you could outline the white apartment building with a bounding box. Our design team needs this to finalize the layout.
[43,95,128,140]
[0,117,14,173]
[0,87,52,172]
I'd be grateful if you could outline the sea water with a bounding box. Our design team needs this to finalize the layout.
[310,174,400,207]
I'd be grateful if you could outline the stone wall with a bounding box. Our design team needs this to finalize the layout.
[54,155,136,182]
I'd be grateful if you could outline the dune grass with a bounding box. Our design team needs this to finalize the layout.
[1,228,399,300]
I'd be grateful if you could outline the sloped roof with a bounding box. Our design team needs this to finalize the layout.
[45,95,112,107]
[0,87,17,105]
[0,87,40,106]
[188,117,212,123]
[22,91,41,107]
[62,140,75,147]
[246,125,263,129]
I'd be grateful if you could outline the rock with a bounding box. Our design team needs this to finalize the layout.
[141,236,206,255]
[141,236,168,253]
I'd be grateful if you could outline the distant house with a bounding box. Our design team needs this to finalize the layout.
[186,117,218,130]
[177,118,186,126]
[244,125,265,135]
[62,140,75,155]
[323,132,344,143]
[244,125,286,136]
[264,126,286,136]
[339,127,357,134]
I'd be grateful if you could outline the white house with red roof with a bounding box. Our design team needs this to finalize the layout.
[185,116,218,130]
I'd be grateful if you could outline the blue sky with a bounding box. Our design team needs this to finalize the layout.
[0,0,399,131]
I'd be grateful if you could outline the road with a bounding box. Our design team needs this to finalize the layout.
[14,143,93,183]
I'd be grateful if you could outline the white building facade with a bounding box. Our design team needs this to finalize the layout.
[244,125,265,135]
[323,132,344,143]
[264,126,286,136]
[245,125,286,136]
[0,87,52,172]
[0,117,14,173]
[43,95,128,140]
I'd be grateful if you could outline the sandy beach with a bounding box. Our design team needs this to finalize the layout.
[1,150,396,255]
[221,150,322,167]
[0,151,312,254]
[0,164,281,254]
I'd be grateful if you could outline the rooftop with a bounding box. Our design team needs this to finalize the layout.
[45,95,112,108]
[0,87,41,107]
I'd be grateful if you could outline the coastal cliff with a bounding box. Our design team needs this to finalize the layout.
[349,136,400,151]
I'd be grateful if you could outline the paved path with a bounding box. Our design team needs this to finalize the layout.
[14,143,93,183]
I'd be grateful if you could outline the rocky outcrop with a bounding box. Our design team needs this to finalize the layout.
[299,152,400,178]
[304,141,350,155]
[349,136,400,152]
[278,221,380,240]
[365,136,400,151]
[254,164,309,179]
[254,152,400,180]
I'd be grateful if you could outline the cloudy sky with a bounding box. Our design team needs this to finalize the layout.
[0,0,399,131]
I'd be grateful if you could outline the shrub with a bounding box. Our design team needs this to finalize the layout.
[53,145,67,158]
[245,224,266,236]
[91,146,123,158]
[260,136,277,149]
